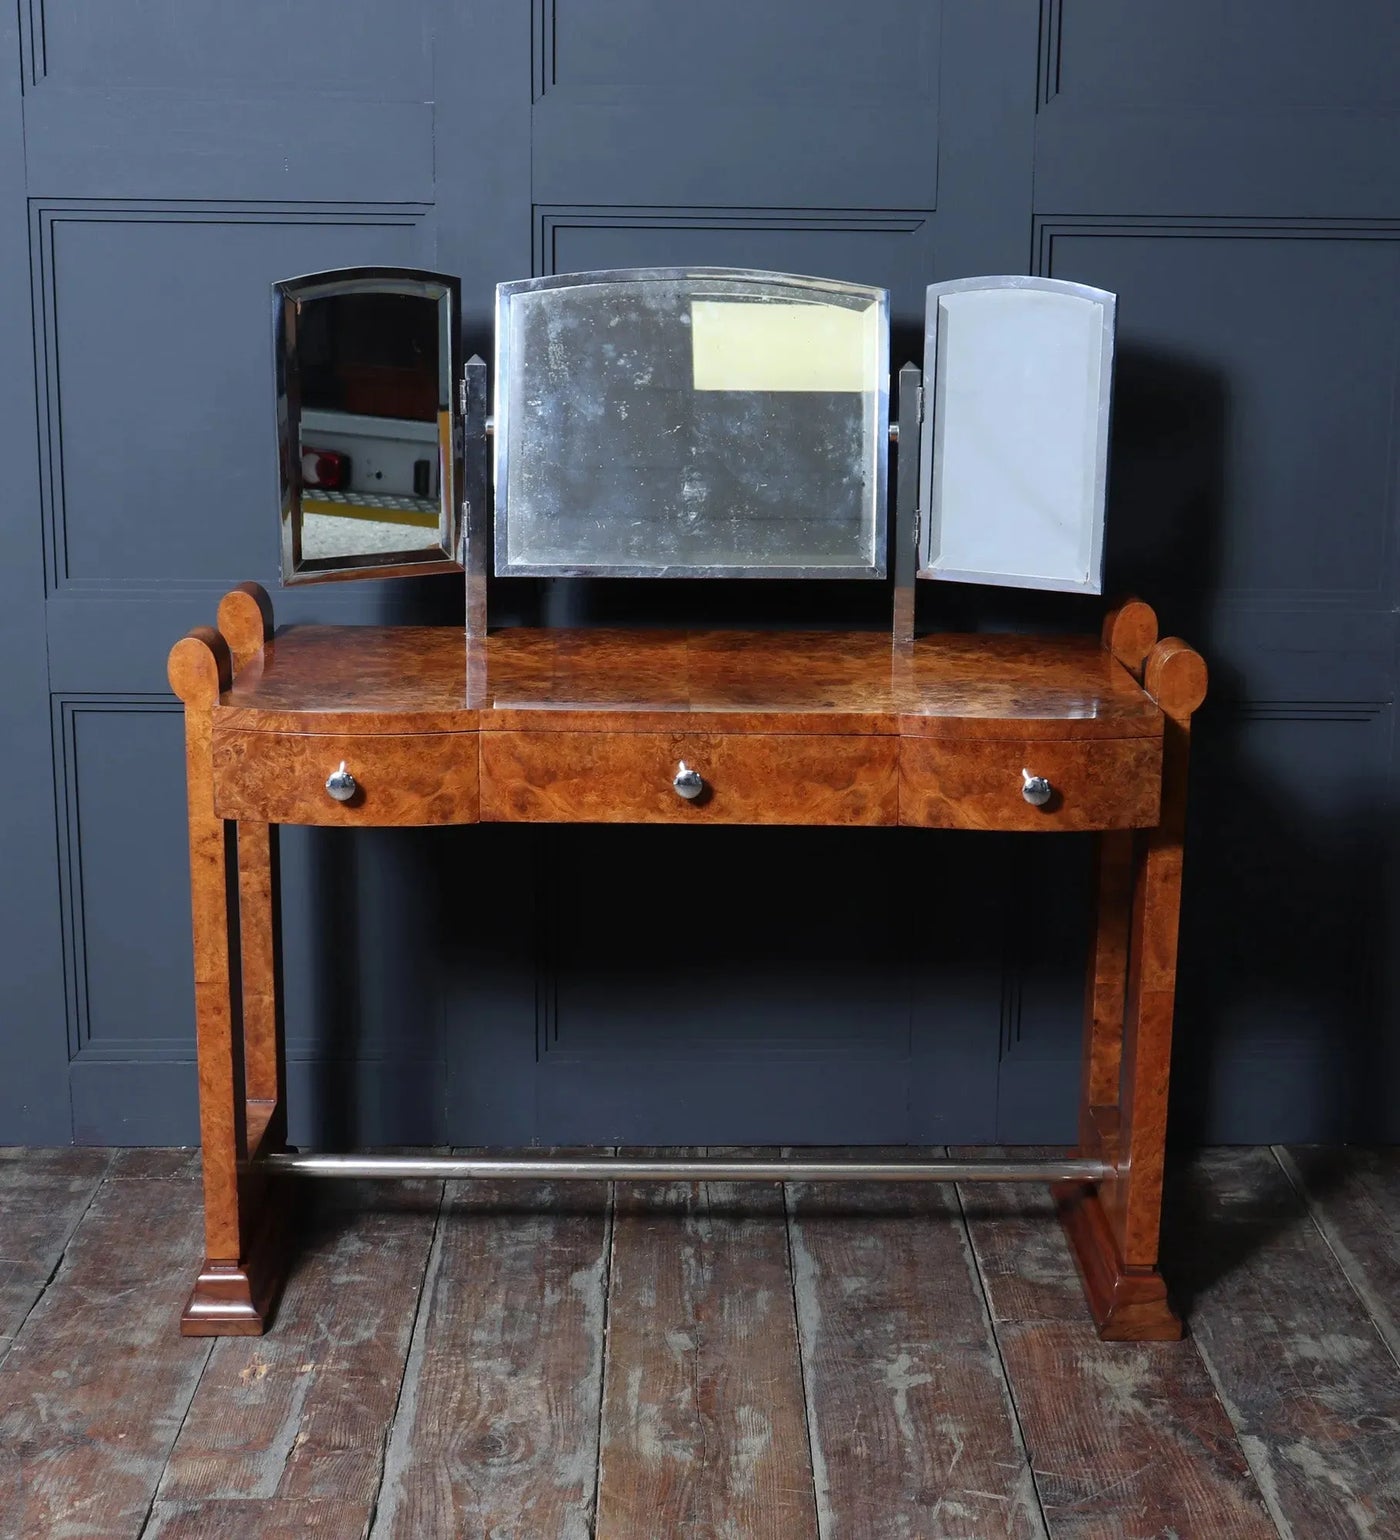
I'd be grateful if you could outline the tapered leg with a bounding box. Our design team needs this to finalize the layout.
[238,821,286,1134]
[1057,820,1184,1340]
[219,583,286,1146]
[1078,831,1134,1152]
[1058,636,1207,1341]
[170,601,291,1336]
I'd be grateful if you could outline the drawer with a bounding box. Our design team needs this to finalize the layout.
[480,731,898,825]
[213,729,478,826]
[900,736,1161,831]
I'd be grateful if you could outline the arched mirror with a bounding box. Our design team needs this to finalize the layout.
[274,267,465,584]
[918,275,1116,595]
[494,268,889,578]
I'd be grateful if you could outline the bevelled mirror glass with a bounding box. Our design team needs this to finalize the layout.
[918,276,1115,594]
[494,268,889,578]
[275,268,464,584]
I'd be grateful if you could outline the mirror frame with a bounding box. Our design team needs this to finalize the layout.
[917,274,1115,595]
[274,266,464,585]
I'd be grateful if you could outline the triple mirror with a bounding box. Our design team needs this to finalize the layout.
[273,265,1115,605]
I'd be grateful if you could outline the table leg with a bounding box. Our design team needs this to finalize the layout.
[1058,821,1185,1340]
[1058,646,1203,1339]
[1079,831,1133,1143]
[238,821,286,1136]
[170,626,291,1336]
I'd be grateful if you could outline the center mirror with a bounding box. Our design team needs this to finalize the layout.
[274,268,463,583]
[494,268,889,578]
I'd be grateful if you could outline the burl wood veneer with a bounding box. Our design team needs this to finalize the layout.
[900,736,1162,831]
[480,731,899,825]
[214,730,479,827]
[170,585,1205,1340]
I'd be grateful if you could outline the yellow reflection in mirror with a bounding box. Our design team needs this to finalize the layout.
[690,299,879,393]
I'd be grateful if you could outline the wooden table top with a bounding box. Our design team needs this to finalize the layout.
[214,626,1164,741]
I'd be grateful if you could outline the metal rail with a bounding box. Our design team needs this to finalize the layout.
[260,1153,1109,1184]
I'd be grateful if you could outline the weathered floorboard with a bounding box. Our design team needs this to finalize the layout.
[998,1320,1278,1540]
[112,1148,204,1182]
[0,1154,211,1540]
[3,1145,1397,1540]
[1165,1147,1400,1540]
[0,1146,111,1358]
[788,1148,1045,1540]
[369,1154,612,1540]
[951,1146,1085,1324]
[1278,1144,1400,1364]
[152,1178,442,1531]
[595,1149,815,1540]
[143,1496,370,1539]
[959,1152,1276,1540]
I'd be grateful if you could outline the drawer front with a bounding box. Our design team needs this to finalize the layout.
[213,730,478,826]
[901,737,1161,831]
[480,731,898,825]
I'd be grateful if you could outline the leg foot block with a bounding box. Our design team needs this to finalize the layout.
[1055,1181,1183,1342]
[180,1181,295,1336]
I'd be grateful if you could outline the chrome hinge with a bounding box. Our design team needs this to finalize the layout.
[458,377,469,416]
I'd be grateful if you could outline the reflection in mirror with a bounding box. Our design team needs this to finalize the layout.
[495,269,889,578]
[918,276,1115,595]
[274,268,463,584]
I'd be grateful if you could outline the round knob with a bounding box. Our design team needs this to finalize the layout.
[325,761,357,803]
[1021,768,1052,807]
[673,761,704,800]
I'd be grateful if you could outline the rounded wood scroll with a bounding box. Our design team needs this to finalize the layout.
[217,582,275,675]
[168,627,232,708]
[1101,599,1158,675]
[1144,637,1208,721]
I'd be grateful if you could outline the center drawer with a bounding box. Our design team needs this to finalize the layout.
[212,728,478,826]
[479,731,899,825]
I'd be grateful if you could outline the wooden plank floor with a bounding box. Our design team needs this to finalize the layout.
[0,1147,1396,1540]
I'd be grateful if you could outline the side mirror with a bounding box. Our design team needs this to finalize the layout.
[919,275,1116,595]
[274,267,465,584]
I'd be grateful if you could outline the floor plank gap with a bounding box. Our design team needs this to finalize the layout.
[0,1147,116,1358]
[362,1177,449,1540]
[586,1168,615,1540]
[1272,1144,1400,1371]
[1176,1319,1293,1540]
[137,1339,218,1540]
[950,1172,1052,1540]
[781,1171,829,1540]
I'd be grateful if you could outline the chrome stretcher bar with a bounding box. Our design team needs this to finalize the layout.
[261,1153,1112,1183]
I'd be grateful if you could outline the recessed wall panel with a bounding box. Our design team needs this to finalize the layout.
[36,207,430,586]
[29,0,430,95]
[54,702,192,1054]
[1045,228,1400,604]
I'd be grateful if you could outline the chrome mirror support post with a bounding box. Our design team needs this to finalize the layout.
[892,361,922,647]
[462,354,490,643]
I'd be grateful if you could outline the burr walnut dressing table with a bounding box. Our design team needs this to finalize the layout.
[168,267,1206,1342]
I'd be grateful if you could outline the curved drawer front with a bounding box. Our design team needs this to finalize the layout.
[901,736,1161,831]
[213,729,478,826]
[480,731,898,825]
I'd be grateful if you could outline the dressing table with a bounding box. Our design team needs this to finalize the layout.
[168,267,1206,1342]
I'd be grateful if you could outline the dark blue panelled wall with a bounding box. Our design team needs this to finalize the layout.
[2,3,1397,1146]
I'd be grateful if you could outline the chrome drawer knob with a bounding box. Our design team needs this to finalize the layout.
[1021,768,1052,807]
[325,761,358,803]
[673,761,704,800]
